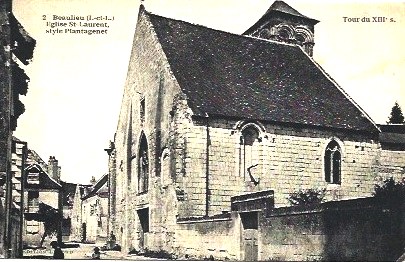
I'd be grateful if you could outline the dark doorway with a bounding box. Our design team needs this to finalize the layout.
[137,208,149,250]
[241,212,259,261]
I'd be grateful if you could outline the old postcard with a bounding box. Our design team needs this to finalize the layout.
[1,0,404,260]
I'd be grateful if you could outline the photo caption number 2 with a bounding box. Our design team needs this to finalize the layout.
[43,15,46,20]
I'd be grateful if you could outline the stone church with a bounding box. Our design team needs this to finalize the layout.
[108,1,404,258]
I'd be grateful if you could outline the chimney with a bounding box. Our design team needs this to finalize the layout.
[47,156,61,182]
[90,176,96,185]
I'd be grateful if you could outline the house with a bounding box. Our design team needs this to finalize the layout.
[0,0,35,257]
[69,183,91,242]
[21,150,63,248]
[60,181,77,241]
[109,1,405,259]
[23,163,61,247]
[81,174,109,243]
[377,124,405,180]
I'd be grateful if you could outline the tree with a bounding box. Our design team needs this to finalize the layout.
[387,102,405,124]
[37,202,60,247]
[373,177,405,206]
[25,202,60,247]
[287,188,326,206]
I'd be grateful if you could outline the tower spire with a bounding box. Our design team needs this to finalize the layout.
[244,1,319,56]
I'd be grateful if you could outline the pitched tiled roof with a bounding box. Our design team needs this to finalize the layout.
[378,124,405,134]
[146,11,377,133]
[81,174,108,200]
[24,164,61,190]
[378,124,405,144]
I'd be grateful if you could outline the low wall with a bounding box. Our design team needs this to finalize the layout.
[171,196,405,261]
[261,197,404,261]
[175,213,240,260]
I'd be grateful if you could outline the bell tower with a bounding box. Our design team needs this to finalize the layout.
[244,1,319,56]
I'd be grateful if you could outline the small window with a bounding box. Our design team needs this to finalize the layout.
[296,34,306,45]
[324,140,341,184]
[27,172,39,184]
[241,127,259,146]
[26,220,40,234]
[27,191,39,210]
[240,125,261,180]
[140,98,145,123]
[278,29,289,40]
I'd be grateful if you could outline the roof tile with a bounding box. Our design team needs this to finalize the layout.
[146,11,377,133]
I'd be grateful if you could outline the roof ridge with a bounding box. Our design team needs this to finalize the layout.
[147,11,300,49]
[81,174,108,200]
[25,163,62,188]
[300,48,380,133]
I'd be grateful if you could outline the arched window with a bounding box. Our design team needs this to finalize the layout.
[324,140,341,184]
[240,126,260,179]
[242,127,259,146]
[278,29,289,41]
[138,134,149,193]
[127,108,133,183]
[296,34,306,45]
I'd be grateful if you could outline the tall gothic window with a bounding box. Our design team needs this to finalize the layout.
[240,126,260,179]
[138,134,149,194]
[127,108,133,183]
[324,140,341,184]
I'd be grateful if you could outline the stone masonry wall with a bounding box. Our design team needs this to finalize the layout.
[183,118,381,213]
[113,9,185,253]
[175,214,240,260]
[378,149,405,181]
[260,198,404,261]
[170,197,404,261]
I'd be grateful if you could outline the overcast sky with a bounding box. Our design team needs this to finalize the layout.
[12,0,405,184]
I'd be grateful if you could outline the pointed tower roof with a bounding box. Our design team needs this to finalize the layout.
[265,1,315,20]
[244,1,319,35]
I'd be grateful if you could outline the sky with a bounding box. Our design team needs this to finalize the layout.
[12,0,405,184]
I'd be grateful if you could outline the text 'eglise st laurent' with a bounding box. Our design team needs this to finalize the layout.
[46,21,108,28]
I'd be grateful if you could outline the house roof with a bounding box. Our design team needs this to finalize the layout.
[378,124,405,144]
[145,10,378,133]
[378,124,405,134]
[81,174,108,200]
[24,163,62,190]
